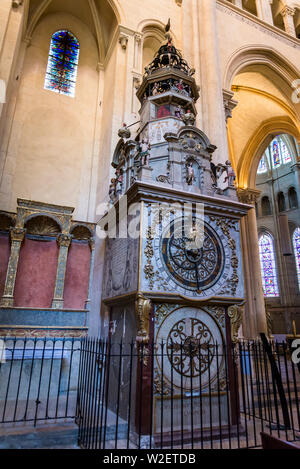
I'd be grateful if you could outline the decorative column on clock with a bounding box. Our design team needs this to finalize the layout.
[52,234,72,309]
[0,227,26,307]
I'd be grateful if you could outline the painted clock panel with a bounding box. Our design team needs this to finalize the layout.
[161,220,224,292]
[141,205,243,298]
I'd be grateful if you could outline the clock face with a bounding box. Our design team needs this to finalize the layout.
[160,219,224,292]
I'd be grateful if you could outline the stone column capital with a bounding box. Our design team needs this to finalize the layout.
[280,5,296,17]
[134,33,142,44]
[237,188,261,205]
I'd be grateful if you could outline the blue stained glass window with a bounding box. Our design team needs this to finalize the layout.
[257,156,267,174]
[293,228,300,291]
[259,233,279,297]
[44,30,79,98]
[280,140,292,164]
[272,140,281,168]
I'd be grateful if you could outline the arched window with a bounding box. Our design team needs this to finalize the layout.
[259,233,279,297]
[272,139,281,168]
[277,192,286,212]
[257,156,267,174]
[44,30,79,98]
[288,187,298,209]
[293,228,300,291]
[261,196,272,216]
[280,140,292,164]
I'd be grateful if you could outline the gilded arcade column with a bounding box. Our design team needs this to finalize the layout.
[51,234,72,309]
[238,189,267,337]
[0,227,26,307]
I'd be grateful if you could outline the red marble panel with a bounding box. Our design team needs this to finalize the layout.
[14,237,58,308]
[63,242,90,310]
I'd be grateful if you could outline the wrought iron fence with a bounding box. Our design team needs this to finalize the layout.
[76,338,300,450]
[0,337,81,426]
[0,336,299,449]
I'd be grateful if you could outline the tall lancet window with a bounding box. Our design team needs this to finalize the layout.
[44,30,80,98]
[259,233,279,297]
[293,228,300,291]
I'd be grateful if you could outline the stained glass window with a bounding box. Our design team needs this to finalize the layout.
[257,156,267,174]
[259,233,279,297]
[272,140,281,168]
[280,140,292,164]
[293,228,300,291]
[44,30,79,98]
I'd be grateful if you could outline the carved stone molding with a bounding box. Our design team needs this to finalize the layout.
[119,34,129,50]
[237,187,261,205]
[228,304,244,343]
[12,0,23,8]
[223,89,238,123]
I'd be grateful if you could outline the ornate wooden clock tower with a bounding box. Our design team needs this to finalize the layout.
[101,33,251,443]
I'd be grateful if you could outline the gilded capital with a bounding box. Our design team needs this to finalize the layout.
[10,227,26,243]
[228,304,244,344]
[135,293,152,344]
[57,233,72,248]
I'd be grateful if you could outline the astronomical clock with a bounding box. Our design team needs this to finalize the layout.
[101,33,251,440]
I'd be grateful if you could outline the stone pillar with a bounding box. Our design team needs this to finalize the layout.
[281,6,296,36]
[85,238,95,310]
[255,0,274,24]
[199,0,229,165]
[0,227,26,307]
[238,188,267,336]
[51,234,72,309]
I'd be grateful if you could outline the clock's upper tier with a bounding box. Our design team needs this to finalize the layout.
[136,38,199,105]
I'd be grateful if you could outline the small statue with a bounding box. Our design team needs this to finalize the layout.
[140,138,151,166]
[224,160,236,187]
[186,162,195,185]
[115,169,123,195]
[174,106,182,118]
[109,178,117,203]
[182,109,196,126]
[152,82,161,96]
[118,123,131,140]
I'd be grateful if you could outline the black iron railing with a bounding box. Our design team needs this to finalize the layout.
[0,337,81,426]
[76,338,300,450]
[0,336,299,449]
